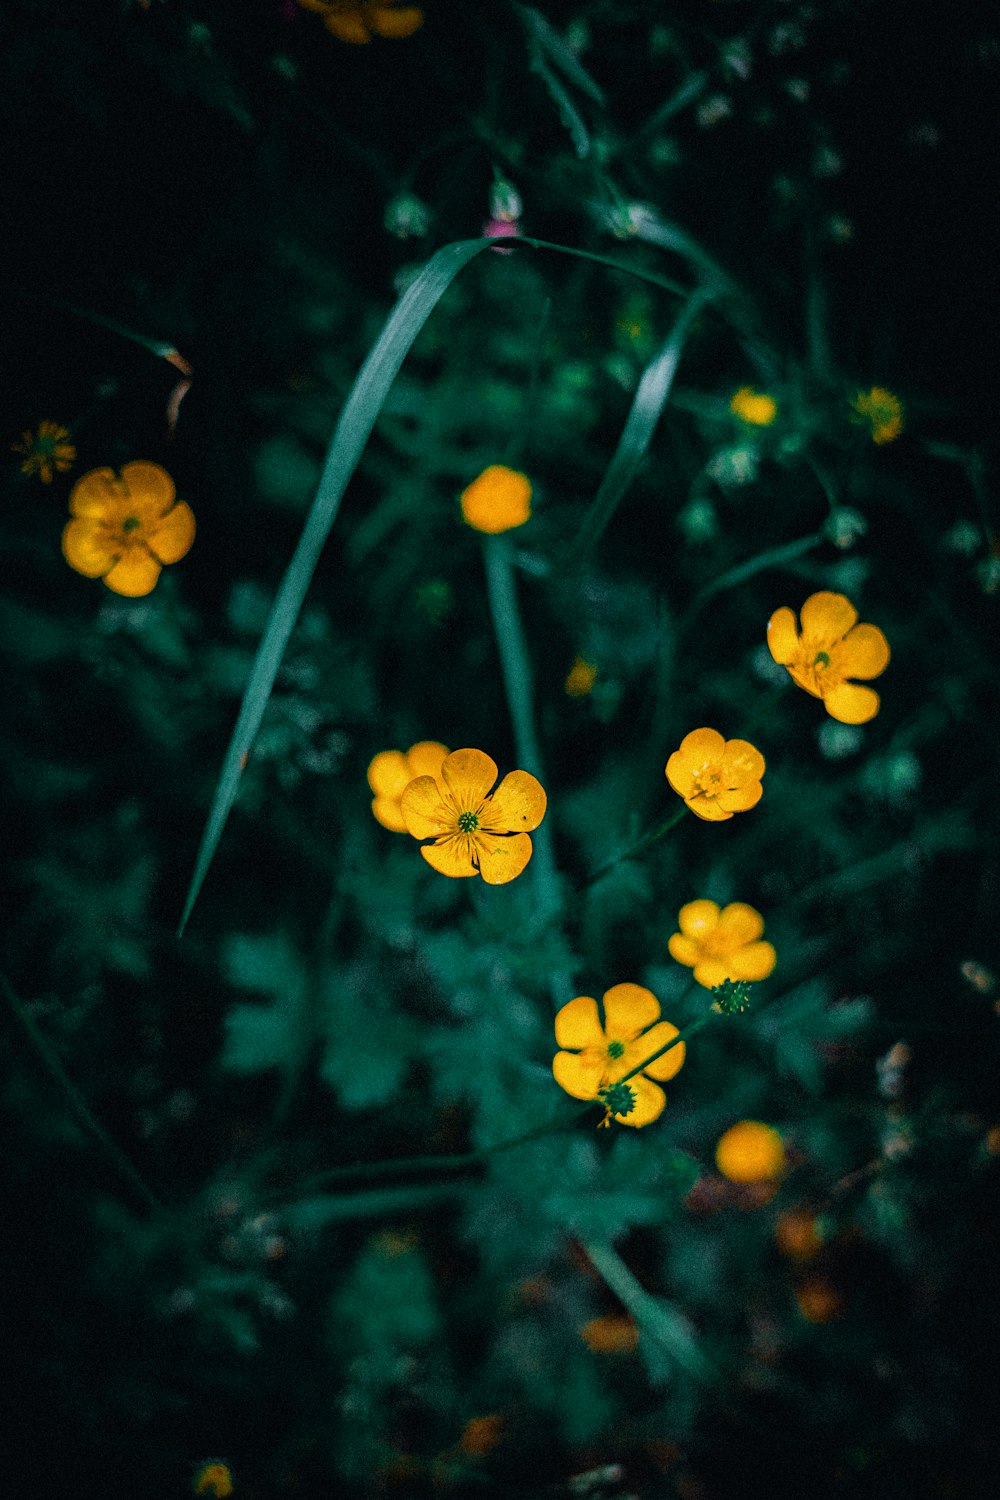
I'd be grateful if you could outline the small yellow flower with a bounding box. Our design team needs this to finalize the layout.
[579,1314,639,1353]
[367,741,449,831]
[774,1208,823,1261]
[400,747,546,884]
[851,385,903,444]
[296,0,423,43]
[730,387,777,426]
[715,1120,786,1183]
[458,1415,504,1457]
[62,461,195,597]
[564,655,597,697]
[193,1462,234,1497]
[12,420,76,483]
[665,728,765,822]
[794,1278,843,1322]
[552,983,685,1128]
[767,590,890,724]
[460,465,532,534]
[668,900,776,989]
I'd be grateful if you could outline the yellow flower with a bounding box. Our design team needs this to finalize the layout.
[460,465,532,534]
[296,0,423,42]
[457,1415,504,1457]
[367,741,449,831]
[580,1314,639,1353]
[552,983,685,1128]
[12,420,76,483]
[193,1462,234,1497]
[668,900,776,989]
[767,590,890,724]
[400,747,546,884]
[729,387,777,426]
[564,655,597,697]
[665,728,765,822]
[851,385,903,444]
[62,461,195,597]
[715,1120,786,1183]
[774,1208,823,1261]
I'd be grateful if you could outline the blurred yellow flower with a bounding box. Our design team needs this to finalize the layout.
[400,747,546,883]
[552,983,685,1128]
[580,1314,639,1353]
[367,741,449,831]
[715,1120,786,1183]
[12,420,76,483]
[296,0,423,43]
[665,728,765,821]
[767,590,889,724]
[774,1208,823,1261]
[564,655,597,697]
[668,900,776,989]
[851,385,903,444]
[193,1462,233,1497]
[794,1277,843,1322]
[730,387,777,426]
[62,461,195,597]
[458,1415,503,1457]
[460,464,532,534]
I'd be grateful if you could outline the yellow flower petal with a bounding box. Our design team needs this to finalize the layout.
[147,500,195,564]
[475,830,533,885]
[727,940,777,981]
[69,467,121,519]
[401,774,449,838]
[406,741,450,778]
[481,769,547,834]
[822,682,881,724]
[602,982,660,1042]
[371,796,408,832]
[120,460,176,516]
[678,900,721,940]
[368,750,412,800]
[618,1074,665,1127]
[61,518,115,577]
[667,933,702,968]
[634,1021,685,1081]
[686,797,734,822]
[555,995,605,1051]
[715,902,764,947]
[799,591,857,642]
[677,726,726,763]
[421,837,477,877]
[324,9,372,40]
[715,781,763,814]
[460,465,532,534]
[840,623,890,680]
[721,740,766,785]
[368,2,424,37]
[552,1048,605,1100]
[692,958,737,989]
[766,606,799,664]
[102,548,163,597]
[441,748,498,811]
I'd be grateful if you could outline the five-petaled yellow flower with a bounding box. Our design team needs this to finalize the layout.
[367,741,449,831]
[666,728,765,821]
[767,590,890,724]
[851,386,903,445]
[460,465,532,534]
[715,1120,786,1183]
[730,387,777,426]
[400,747,546,884]
[193,1461,234,1497]
[62,461,195,597]
[552,983,685,1128]
[12,420,76,483]
[296,0,423,43]
[668,900,776,989]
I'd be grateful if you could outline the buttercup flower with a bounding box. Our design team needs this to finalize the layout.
[296,0,422,42]
[460,465,532,534]
[564,656,597,697]
[12,420,76,483]
[767,591,890,724]
[668,900,776,989]
[400,747,546,883]
[851,385,903,444]
[62,461,195,597]
[367,741,449,831]
[552,983,686,1128]
[715,1120,786,1183]
[730,386,777,426]
[666,728,765,821]
[193,1462,234,1497]
[580,1314,639,1353]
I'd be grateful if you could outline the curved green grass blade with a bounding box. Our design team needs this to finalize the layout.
[177,238,490,935]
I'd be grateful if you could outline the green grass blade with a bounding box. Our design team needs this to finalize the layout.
[177,238,490,935]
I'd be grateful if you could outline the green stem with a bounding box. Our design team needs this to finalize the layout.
[616,1003,713,1086]
[677,530,826,635]
[583,803,688,889]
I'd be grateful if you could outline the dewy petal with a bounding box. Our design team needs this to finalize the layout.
[678,899,721,940]
[481,769,547,834]
[618,1074,665,1127]
[368,750,412,800]
[421,837,477,877]
[602,983,660,1043]
[441,748,498,811]
[840,623,890,680]
[634,1021,686,1081]
[823,682,881,725]
[62,518,116,577]
[728,940,777,981]
[722,740,765,785]
[715,902,764,948]
[716,780,763,813]
[103,548,163,597]
[368,3,424,37]
[324,9,372,41]
[120,460,176,517]
[69,467,122,518]
[766,606,800,664]
[555,995,605,1051]
[371,796,408,832]
[799,590,857,643]
[475,830,533,885]
[406,741,450,779]
[400,774,449,838]
[553,1048,606,1100]
[668,933,702,968]
[147,501,195,564]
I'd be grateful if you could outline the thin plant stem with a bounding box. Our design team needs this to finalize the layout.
[582,803,688,889]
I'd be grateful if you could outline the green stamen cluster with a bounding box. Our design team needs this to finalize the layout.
[457,811,479,833]
[712,979,754,1015]
[600,1081,636,1118]
[606,1039,625,1059]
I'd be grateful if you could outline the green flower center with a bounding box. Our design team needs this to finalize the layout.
[606,1039,625,1059]
[600,1081,636,1118]
[457,811,479,833]
[813,651,831,669]
[122,516,141,534]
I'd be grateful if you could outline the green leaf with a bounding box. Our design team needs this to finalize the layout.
[220,932,307,1073]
